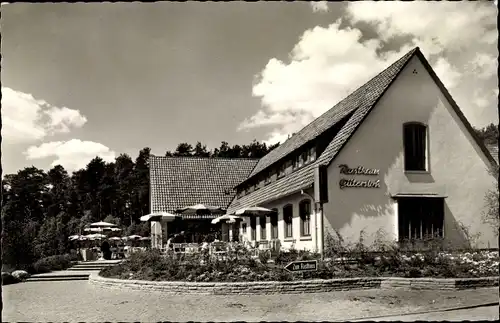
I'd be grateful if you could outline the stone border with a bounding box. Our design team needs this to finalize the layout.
[89,272,499,295]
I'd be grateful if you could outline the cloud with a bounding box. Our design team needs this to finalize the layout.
[310,1,329,13]
[24,139,116,172]
[2,87,87,143]
[243,1,497,144]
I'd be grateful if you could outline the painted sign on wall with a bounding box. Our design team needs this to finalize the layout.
[339,164,381,189]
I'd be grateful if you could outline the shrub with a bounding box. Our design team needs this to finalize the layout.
[258,250,270,264]
[32,254,75,274]
[2,272,20,285]
[11,270,30,281]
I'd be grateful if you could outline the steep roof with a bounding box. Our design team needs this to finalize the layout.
[228,47,418,212]
[229,46,498,213]
[240,47,419,186]
[150,156,259,213]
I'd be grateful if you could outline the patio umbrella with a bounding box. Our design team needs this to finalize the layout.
[234,206,275,217]
[85,233,106,240]
[69,234,87,241]
[212,214,244,242]
[88,221,118,228]
[109,237,122,241]
[175,204,225,215]
[84,227,121,232]
[127,235,142,240]
[211,214,243,224]
[140,211,177,222]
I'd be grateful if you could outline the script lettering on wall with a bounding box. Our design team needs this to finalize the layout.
[338,164,381,189]
[338,164,380,175]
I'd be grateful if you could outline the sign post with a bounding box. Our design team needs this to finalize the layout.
[284,260,318,273]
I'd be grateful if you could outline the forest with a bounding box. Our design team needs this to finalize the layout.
[1,140,279,269]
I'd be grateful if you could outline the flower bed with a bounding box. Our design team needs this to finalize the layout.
[99,248,499,283]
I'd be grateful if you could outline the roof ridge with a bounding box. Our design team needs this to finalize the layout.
[306,47,420,126]
[150,155,261,161]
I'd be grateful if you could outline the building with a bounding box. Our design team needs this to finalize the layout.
[149,156,259,246]
[150,47,499,252]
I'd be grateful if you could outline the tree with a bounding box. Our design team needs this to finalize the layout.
[132,148,151,222]
[483,165,499,235]
[193,142,211,157]
[173,143,194,157]
[474,123,499,146]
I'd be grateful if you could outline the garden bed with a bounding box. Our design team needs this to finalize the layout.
[99,248,499,283]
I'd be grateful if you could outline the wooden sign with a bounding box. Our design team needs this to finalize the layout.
[284,260,318,273]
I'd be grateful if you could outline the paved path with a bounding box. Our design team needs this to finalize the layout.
[3,281,498,322]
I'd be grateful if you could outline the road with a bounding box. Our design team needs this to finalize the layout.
[3,280,498,322]
[356,304,499,321]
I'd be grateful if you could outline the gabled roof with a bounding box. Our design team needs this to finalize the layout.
[229,46,498,212]
[228,47,418,212]
[150,156,259,213]
[240,47,419,187]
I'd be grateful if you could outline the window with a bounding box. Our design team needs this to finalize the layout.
[277,164,286,178]
[299,200,311,237]
[260,215,267,240]
[403,123,427,171]
[283,204,293,238]
[398,197,444,242]
[250,217,257,241]
[242,223,247,234]
[270,208,278,239]
[264,172,271,185]
[292,155,300,170]
[309,147,316,162]
[302,150,310,165]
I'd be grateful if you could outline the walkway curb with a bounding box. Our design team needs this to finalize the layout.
[89,272,499,295]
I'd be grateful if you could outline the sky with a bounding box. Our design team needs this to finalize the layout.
[1,1,498,175]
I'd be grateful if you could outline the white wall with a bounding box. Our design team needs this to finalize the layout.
[239,189,317,251]
[322,56,497,250]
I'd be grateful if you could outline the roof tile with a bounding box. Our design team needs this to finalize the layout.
[150,156,259,213]
[229,47,418,211]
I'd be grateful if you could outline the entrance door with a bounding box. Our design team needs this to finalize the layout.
[398,197,444,242]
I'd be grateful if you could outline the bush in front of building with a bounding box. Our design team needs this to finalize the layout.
[99,234,499,283]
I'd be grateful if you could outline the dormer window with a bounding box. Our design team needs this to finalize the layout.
[292,155,300,170]
[277,164,286,178]
[309,147,316,162]
[403,122,428,171]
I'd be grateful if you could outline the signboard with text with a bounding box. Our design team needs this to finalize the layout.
[284,260,318,273]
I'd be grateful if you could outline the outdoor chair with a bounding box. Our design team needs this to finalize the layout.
[185,243,200,254]
[211,242,228,260]
[172,243,186,254]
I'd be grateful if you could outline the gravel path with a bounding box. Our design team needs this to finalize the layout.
[3,281,498,322]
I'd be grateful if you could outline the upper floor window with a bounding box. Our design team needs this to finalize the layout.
[292,155,300,170]
[403,123,427,171]
[309,147,316,162]
[299,200,311,237]
[277,164,286,178]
